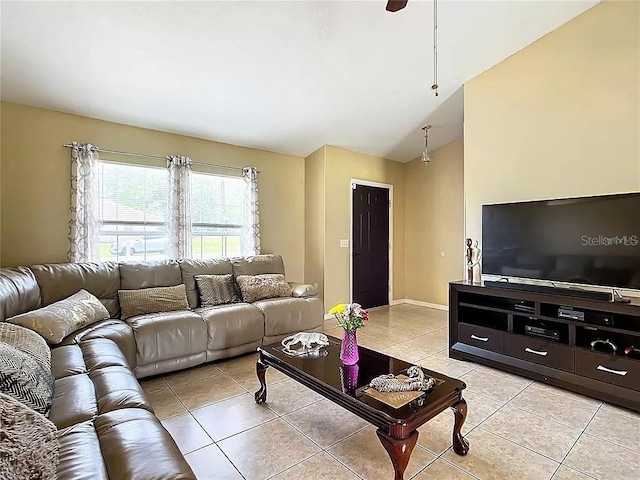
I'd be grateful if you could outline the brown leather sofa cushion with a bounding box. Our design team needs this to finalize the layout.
[49,339,152,429]
[51,345,88,379]
[30,262,120,318]
[254,296,324,338]
[63,319,136,369]
[80,337,131,371]
[0,266,41,322]
[196,303,264,351]
[90,365,152,414]
[94,409,196,480]
[126,310,207,369]
[51,338,196,479]
[119,260,182,290]
[179,258,233,308]
[49,373,98,429]
[57,421,109,480]
[232,254,285,277]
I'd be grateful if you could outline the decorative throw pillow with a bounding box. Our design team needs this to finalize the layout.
[118,284,190,320]
[195,274,239,307]
[7,289,110,344]
[0,323,54,416]
[236,274,292,303]
[0,392,59,480]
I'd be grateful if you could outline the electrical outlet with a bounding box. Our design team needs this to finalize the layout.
[340,239,349,248]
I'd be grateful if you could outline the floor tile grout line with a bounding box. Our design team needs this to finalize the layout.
[430,448,483,480]
[323,448,367,480]
[492,401,590,433]
[526,382,605,410]
[556,402,602,480]
[406,454,438,479]
[472,425,564,466]
[182,442,247,480]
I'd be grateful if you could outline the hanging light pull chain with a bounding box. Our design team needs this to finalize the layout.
[431,0,439,97]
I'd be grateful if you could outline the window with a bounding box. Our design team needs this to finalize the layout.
[99,162,169,261]
[97,162,245,261]
[191,172,244,259]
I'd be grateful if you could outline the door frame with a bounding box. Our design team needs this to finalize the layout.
[349,178,393,306]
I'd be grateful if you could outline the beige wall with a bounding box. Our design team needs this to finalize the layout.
[464,0,640,241]
[0,102,306,282]
[322,145,406,310]
[404,139,464,306]
[304,146,326,299]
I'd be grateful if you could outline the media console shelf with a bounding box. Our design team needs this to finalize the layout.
[449,281,640,412]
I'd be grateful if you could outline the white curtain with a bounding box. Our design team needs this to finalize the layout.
[241,167,261,256]
[166,155,193,259]
[68,142,102,263]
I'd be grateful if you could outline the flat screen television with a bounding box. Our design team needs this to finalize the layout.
[482,192,640,290]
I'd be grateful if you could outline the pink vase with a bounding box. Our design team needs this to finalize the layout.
[340,329,359,365]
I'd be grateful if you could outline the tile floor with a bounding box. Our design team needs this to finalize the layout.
[142,304,640,480]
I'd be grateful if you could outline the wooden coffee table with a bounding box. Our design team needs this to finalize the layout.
[255,336,469,480]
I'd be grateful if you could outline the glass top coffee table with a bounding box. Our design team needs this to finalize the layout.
[255,336,469,480]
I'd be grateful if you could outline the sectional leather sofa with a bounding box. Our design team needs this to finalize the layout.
[0,254,323,480]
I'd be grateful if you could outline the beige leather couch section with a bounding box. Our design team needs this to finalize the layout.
[0,254,323,378]
[0,254,322,479]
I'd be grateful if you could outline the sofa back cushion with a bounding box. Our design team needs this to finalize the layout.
[179,258,233,308]
[119,260,182,290]
[0,267,41,322]
[30,262,120,318]
[232,255,285,279]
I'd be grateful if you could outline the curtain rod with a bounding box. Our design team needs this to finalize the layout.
[62,143,258,173]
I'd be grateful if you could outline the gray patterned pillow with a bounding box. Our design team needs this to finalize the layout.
[236,274,292,303]
[7,289,110,344]
[0,323,54,415]
[195,274,239,307]
[118,284,190,320]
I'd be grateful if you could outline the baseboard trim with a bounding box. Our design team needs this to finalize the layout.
[393,299,449,311]
[324,300,448,319]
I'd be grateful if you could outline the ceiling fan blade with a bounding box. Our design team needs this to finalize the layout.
[386,0,408,12]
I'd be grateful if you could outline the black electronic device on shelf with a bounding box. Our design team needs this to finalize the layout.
[514,301,536,314]
[558,306,614,326]
[524,324,561,341]
[484,280,613,302]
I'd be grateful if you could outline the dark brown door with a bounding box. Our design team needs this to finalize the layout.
[352,184,390,309]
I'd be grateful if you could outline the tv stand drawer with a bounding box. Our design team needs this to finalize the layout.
[575,350,640,392]
[458,323,504,353]
[504,334,574,372]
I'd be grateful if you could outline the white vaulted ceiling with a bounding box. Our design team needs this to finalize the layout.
[1,1,597,161]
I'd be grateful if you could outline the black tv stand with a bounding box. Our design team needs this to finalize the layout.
[450,281,640,412]
[483,280,612,302]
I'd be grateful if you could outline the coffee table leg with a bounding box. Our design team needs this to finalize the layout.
[451,396,470,456]
[376,429,418,480]
[254,358,268,404]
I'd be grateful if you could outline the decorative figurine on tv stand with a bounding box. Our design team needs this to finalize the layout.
[465,238,482,284]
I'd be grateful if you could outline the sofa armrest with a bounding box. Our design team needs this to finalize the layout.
[288,282,319,298]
